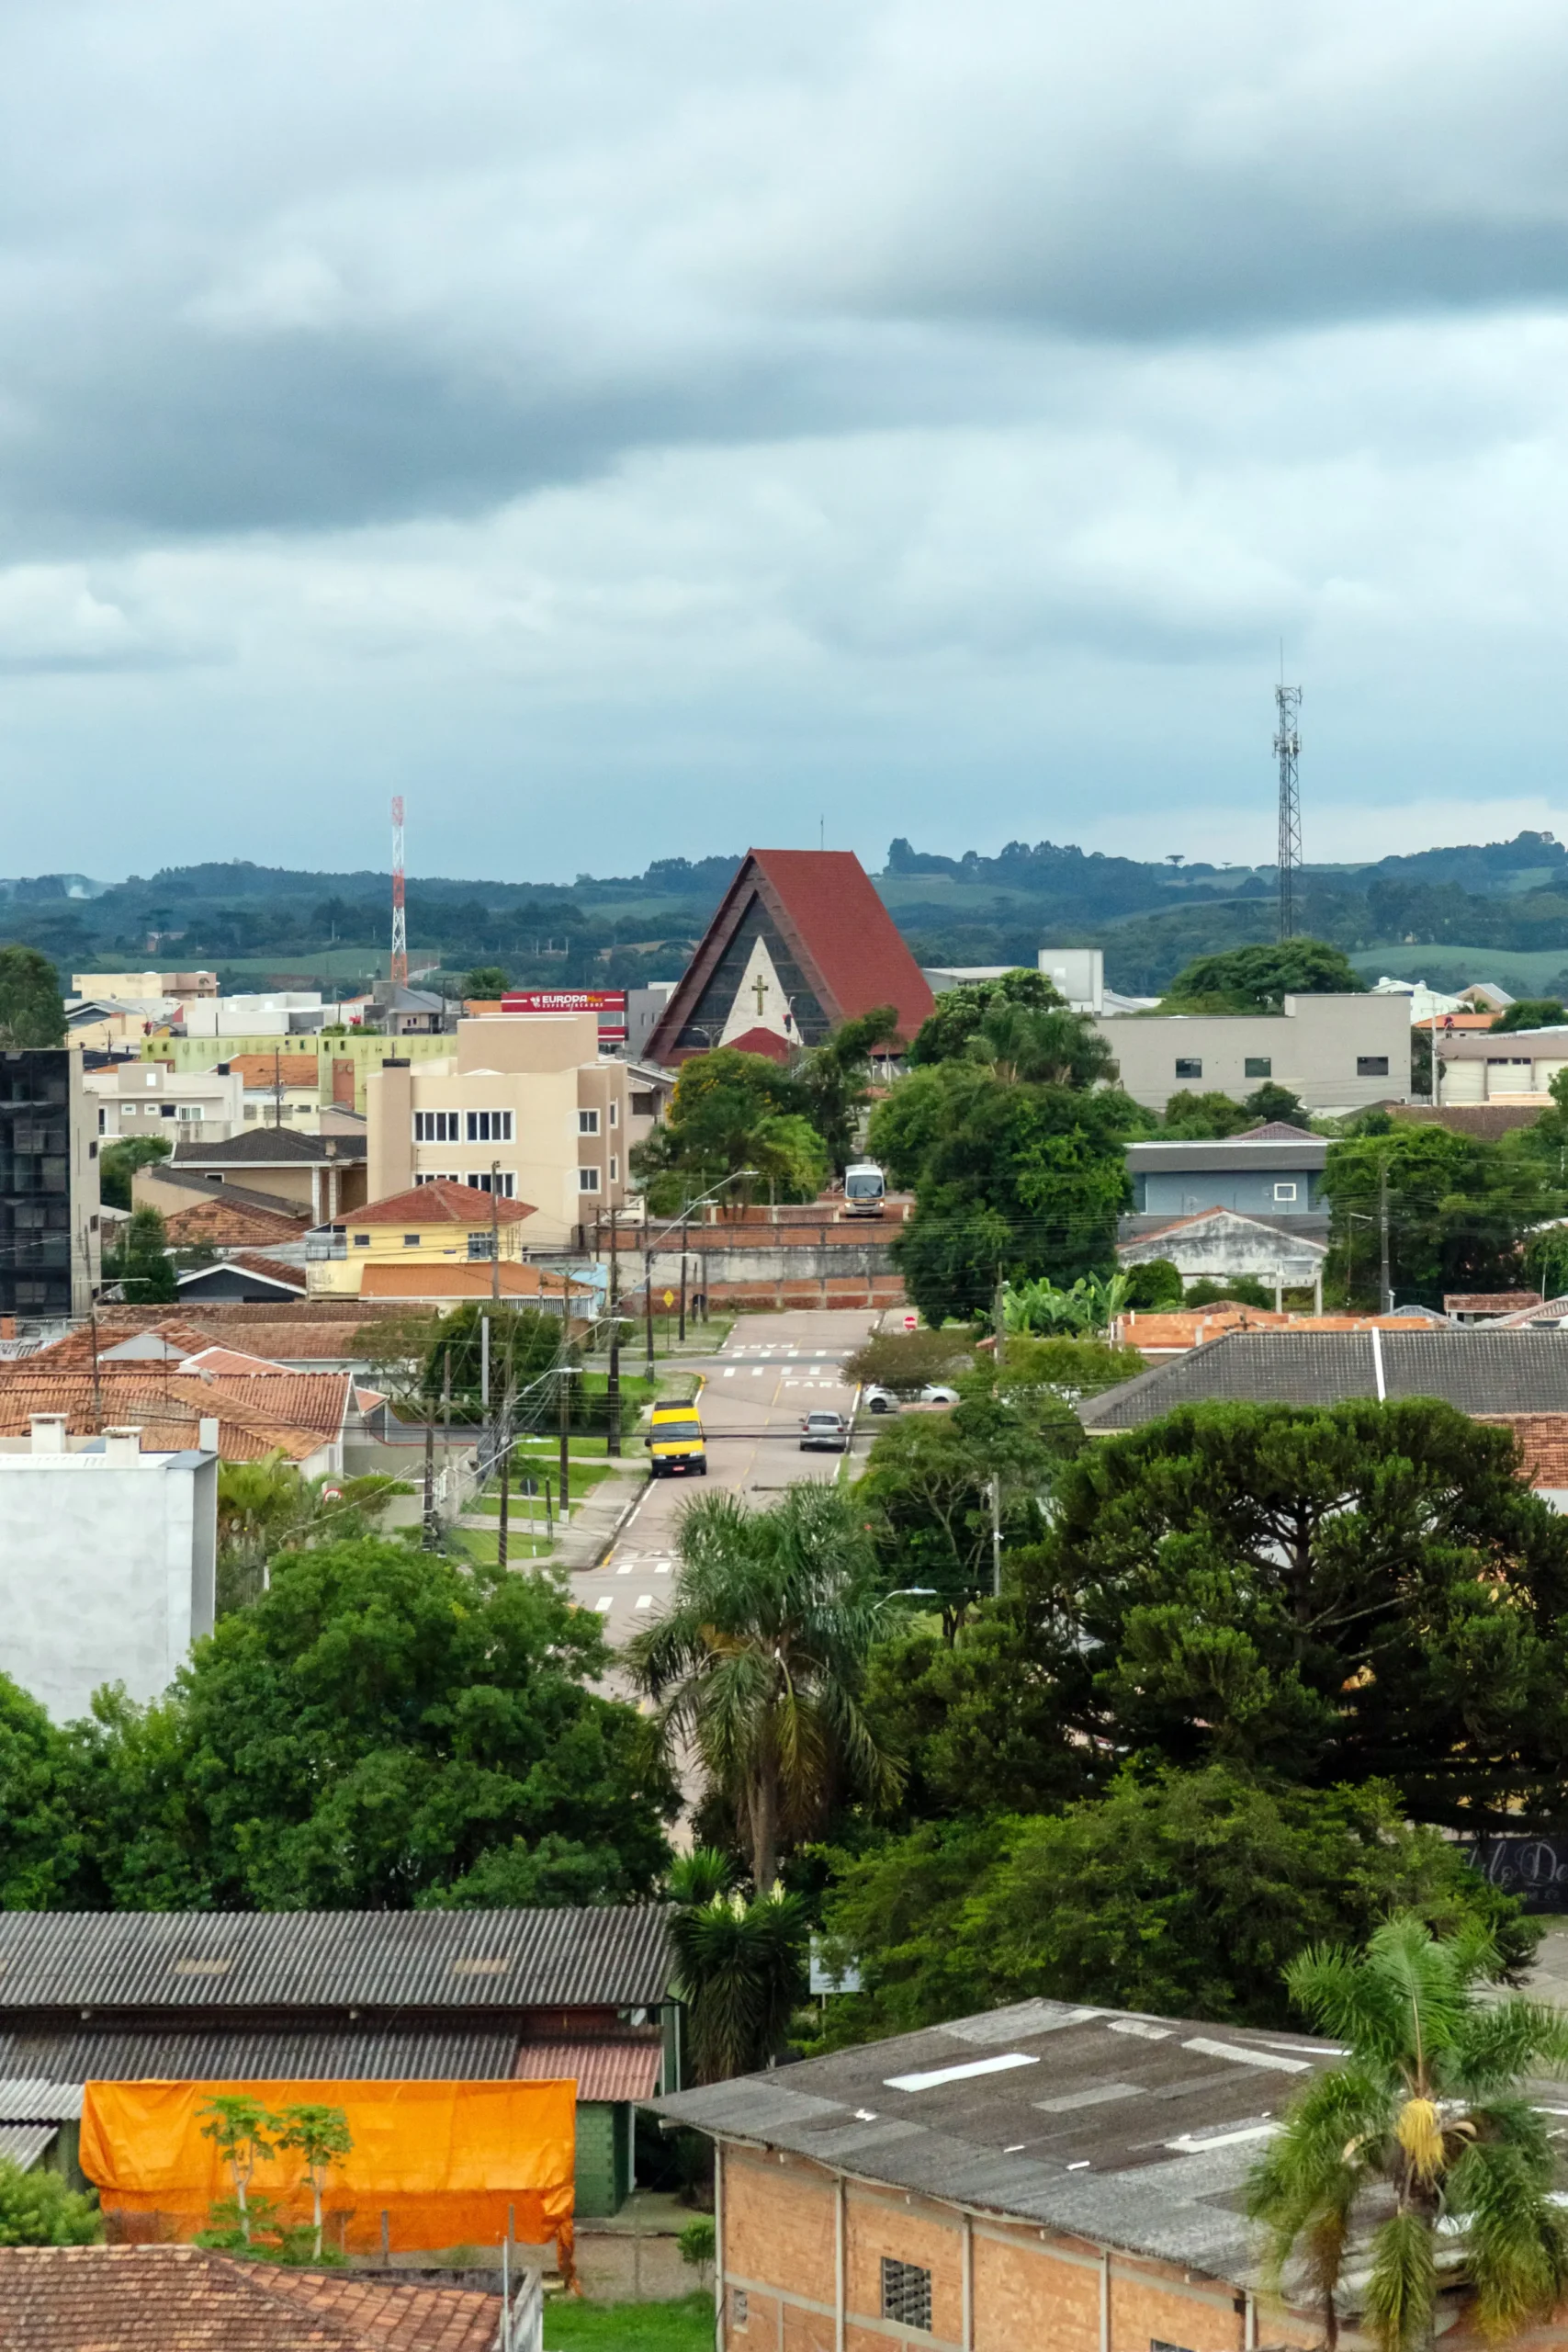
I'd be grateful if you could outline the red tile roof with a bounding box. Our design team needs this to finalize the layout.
[0,1374,332,1463]
[346,1181,536,1229]
[178,1343,297,1375]
[514,2032,662,2102]
[645,849,935,1062]
[1477,1414,1568,1488]
[0,2245,501,2349]
[161,1193,312,1247]
[723,1025,794,1063]
[1444,1292,1543,1314]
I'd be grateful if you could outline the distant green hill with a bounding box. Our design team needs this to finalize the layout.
[4,830,1565,1001]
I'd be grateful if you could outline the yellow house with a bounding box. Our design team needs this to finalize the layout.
[307,1179,535,1298]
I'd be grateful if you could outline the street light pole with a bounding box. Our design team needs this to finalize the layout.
[605,1205,621,1457]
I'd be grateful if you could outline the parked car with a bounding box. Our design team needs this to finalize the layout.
[800,1410,851,1453]
[919,1384,959,1407]
[863,1385,899,1414]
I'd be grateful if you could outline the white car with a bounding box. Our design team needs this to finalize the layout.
[863,1385,900,1414]
[919,1384,959,1407]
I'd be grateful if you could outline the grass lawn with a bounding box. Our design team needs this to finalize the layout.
[545,2292,712,2352]
[473,1459,617,1510]
[455,1528,555,1566]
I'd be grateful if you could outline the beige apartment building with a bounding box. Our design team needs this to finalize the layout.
[1094,991,1411,1114]
[367,1014,632,1247]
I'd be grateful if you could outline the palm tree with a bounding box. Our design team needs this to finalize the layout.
[625,1484,902,1888]
[668,1846,807,2082]
[1248,1915,1568,2352]
[965,1002,1114,1089]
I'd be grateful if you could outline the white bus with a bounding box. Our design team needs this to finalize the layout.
[842,1160,886,1216]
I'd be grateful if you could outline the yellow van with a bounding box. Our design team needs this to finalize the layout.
[646,1401,707,1478]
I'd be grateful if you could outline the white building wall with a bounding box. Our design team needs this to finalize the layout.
[0,1449,217,1721]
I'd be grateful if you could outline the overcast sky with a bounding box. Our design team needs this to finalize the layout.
[4,0,1568,884]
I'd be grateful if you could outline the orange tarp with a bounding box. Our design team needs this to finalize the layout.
[80,2076,575,2261]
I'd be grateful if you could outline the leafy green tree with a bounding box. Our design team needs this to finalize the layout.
[997,1334,1145,1398]
[71,1539,676,1909]
[841,1329,976,1394]
[891,1072,1136,1323]
[276,2104,354,2259]
[865,1063,963,1192]
[1159,1089,1250,1137]
[1046,1400,1568,1820]
[0,2158,101,2245]
[463,965,509,998]
[855,1374,1076,1637]
[964,1001,1115,1090]
[1122,1258,1183,1309]
[907,968,1065,1067]
[0,1678,100,1906]
[216,1454,400,1612]
[626,1486,898,1887]
[1324,1124,1561,1308]
[816,1770,1537,2051]
[1492,998,1567,1033]
[1243,1080,1309,1125]
[796,1005,900,1172]
[198,2095,279,2241]
[97,1134,171,1213]
[1250,1917,1568,2352]
[632,1048,828,1215]
[414,1302,565,1420]
[0,946,65,1047]
[1163,938,1364,1011]
[104,1204,176,1303]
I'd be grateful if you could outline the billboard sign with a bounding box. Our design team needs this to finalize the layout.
[502,989,627,1042]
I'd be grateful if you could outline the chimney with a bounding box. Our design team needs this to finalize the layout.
[103,1427,141,1464]
[197,1417,220,1454]
[28,1415,67,1454]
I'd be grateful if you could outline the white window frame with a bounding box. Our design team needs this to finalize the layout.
[413,1110,461,1144]
[466,1109,513,1144]
[578,1166,602,1193]
[609,1155,618,1182]
[579,1108,601,1135]
[463,1170,515,1197]
[1273,1182,1298,1203]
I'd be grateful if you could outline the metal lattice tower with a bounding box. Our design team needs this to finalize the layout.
[390,795,408,987]
[1274,682,1303,940]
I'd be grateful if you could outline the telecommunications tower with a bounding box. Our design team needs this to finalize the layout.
[1273,678,1303,941]
[390,796,408,988]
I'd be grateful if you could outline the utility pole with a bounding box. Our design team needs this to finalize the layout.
[273,1046,283,1131]
[1379,1159,1392,1315]
[992,1263,1007,1351]
[423,1408,436,1548]
[490,1161,501,1303]
[605,1206,621,1457]
[441,1346,452,1526]
[989,1475,1002,1600]
[678,1208,689,1345]
[497,1442,510,1569]
[480,1313,491,1410]
[390,796,408,988]
[644,1236,655,1378]
[558,1340,571,1516]
[1274,672,1303,942]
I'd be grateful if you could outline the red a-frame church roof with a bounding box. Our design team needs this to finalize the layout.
[645,850,935,1064]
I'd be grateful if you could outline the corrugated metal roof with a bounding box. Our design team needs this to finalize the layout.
[0,2079,83,2121]
[1081,1327,1568,1429]
[0,1906,673,2012]
[1124,1137,1326,1172]
[0,2125,57,2170]
[0,2027,518,2083]
[654,1996,1342,2278]
[514,2037,662,2103]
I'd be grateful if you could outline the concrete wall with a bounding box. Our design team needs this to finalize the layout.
[714,2141,1321,2352]
[1136,1170,1320,1216]
[1096,993,1410,1113]
[0,1447,217,1721]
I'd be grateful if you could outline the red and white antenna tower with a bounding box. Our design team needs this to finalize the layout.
[389,796,408,987]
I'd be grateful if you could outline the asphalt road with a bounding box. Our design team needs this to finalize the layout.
[570,1306,883,1652]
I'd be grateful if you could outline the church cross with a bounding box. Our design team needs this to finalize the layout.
[753,971,769,1015]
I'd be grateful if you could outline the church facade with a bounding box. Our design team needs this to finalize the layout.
[644,850,935,1065]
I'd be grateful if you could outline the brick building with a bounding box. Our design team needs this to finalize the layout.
[655,1996,1400,2352]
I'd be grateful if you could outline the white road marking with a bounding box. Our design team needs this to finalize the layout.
[722,1368,735,1377]
[616,1563,632,1575]
[635,1594,653,1610]
[595,1597,613,1613]
[655,1564,670,1575]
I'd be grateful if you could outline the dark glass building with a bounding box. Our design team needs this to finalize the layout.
[0,1049,96,1321]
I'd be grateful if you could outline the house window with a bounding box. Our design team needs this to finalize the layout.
[631,1091,656,1116]
[731,2289,749,2330]
[354,1235,371,1248]
[414,1110,461,1143]
[881,2259,931,2333]
[159,1104,176,1118]
[1357,1056,1389,1079]
[96,1107,107,1135]
[579,1109,600,1135]
[403,1233,422,1247]
[1244,1057,1272,1079]
[466,1109,513,1143]
[609,1101,618,1128]
[579,1167,602,1193]
[464,1170,515,1197]
[1273,1182,1298,1202]
[468,1233,496,1261]
[609,1156,618,1182]
[1174,1058,1202,1080]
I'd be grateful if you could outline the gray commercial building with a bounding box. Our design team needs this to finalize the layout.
[1095,992,1410,1114]
[1124,1124,1326,1221]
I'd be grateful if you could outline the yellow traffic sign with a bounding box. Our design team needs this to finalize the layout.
[662,1289,675,1306]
